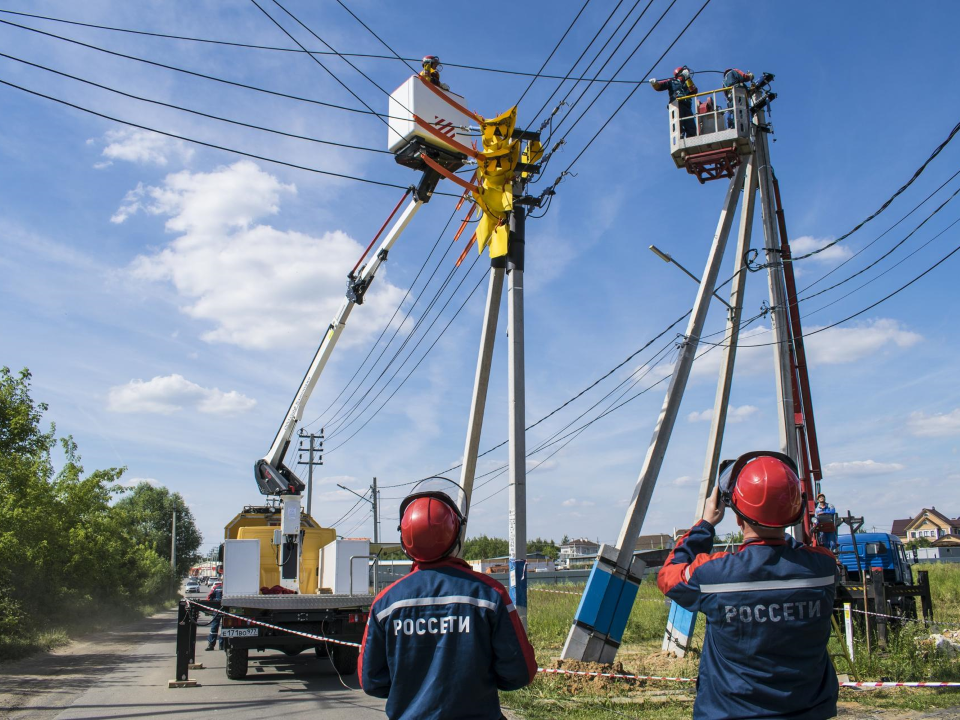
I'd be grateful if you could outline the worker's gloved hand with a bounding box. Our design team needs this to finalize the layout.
[702,486,725,527]
[439,82,450,91]
[648,77,657,86]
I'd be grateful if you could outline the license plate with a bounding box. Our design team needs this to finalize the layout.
[220,628,259,638]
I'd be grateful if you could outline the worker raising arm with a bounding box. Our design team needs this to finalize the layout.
[419,55,449,91]
[658,452,839,720]
[359,477,537,720]
[649,65,698,137]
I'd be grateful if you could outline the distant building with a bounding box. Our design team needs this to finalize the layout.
[469,552,553,574]
[634,533,675,552]
[559,538,600,569]
[892,508,960,543]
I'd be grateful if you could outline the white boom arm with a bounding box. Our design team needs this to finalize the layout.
[255,196,423,495]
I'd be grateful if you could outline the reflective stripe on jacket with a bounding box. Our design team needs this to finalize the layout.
[359,557,537,720]
[658,520,839,720]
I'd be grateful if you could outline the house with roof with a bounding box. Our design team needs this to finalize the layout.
[890,507,960,543]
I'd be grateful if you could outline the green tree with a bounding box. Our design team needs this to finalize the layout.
[527,537,559,560]
[0,367,178,643]
[461,535,509,560]
[906,537,932,551]
[114,483,203,577]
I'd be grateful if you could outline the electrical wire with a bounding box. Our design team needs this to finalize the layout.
[333,0,418,75]
[325,255,488,452]
[0,8,658,84]
[329,491,369,528]
[797,168,960,295]
[250,0,401,139]
[704,233,960,350]
[0,77,447,192]
[0,51,393,155]
[341,508,374,538]
[789,120,960,261]
[527,0,627,127]
[515,0,593,109]
[544,0,712,195]
[549,0,659,137]
[801,216,960,319]
[797,183,960,303]
[0,17,401,119]
[324,244,478,435]
[304,202,462,429]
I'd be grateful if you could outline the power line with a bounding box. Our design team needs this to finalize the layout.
[797,168,960,295]
[324,242,477,435]
[329,490,369,527]
[547,0,711,190]
[0,51,392,155]
[0,18,399,119]
[527,0,628,127]
[515,0,593,109]
[0,78,446,192]
[305,203,462,429]
[801,215,960,319]
[333,0,418,75]
[325,257,489,453]
[549,0,659,137]
[790,119,960,261]
[250,0,399,137]
[0,8,657,84]
[798,183,960,303]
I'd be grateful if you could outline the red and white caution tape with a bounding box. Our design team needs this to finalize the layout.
[841,681,960,688]
[185,600,959,690]
[527,587,665,603]
[537,667,695,683]
[185,600,362,649]
[847,607,960,628]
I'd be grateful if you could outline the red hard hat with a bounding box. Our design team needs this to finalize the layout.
[719,451,803,528]
[400,496,461,563]
[422,55,440,68]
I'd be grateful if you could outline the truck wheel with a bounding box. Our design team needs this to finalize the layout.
[314,645,328,659]
[225,644,249,679]
[330,645,359,676]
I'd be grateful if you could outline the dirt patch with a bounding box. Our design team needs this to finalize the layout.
[838,700,960,718]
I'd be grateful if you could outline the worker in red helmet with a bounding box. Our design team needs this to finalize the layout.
[358,477,536,719]
[419,55,449,91]
[649,65,698,137]
[658,451,839,720]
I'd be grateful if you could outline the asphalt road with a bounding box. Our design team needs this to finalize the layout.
[0,593,388,720]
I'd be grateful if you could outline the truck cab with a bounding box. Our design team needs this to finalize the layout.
[837,532,913,585]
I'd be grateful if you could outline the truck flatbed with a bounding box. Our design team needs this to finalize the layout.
[222,593,374,610]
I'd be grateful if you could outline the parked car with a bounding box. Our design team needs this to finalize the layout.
[185,578,201,593]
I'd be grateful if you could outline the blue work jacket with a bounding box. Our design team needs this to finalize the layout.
[359,557,537,720]
[659,520,839,720]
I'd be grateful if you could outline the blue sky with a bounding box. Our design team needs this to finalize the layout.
[2,1,960,554]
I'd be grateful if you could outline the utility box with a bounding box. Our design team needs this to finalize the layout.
[223,539,261,596]
[388,76,474,157]
[320,539,370,595]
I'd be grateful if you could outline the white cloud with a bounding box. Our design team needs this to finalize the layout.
[683,319,920,382]
[907,409,960,438]
[107,374,256,415]
[120,477,161,487]
[823,460,905,478]
[687,404,758,424]
[789,236,853,264]
[121,161,405,350]
[804,319,921,365]
[673,475,698,487]
[561,498,595,507]
[95,128,194,168]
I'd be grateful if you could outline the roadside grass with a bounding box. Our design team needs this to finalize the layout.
[506,565,960,719]
[0,596,177,662]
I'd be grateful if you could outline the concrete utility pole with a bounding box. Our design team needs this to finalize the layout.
[297,428,324,517]
[170,510,177,572]
[507,207,528,628]
[371,477,380,544]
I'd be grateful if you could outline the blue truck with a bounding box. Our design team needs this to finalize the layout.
[834,531,933,643]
